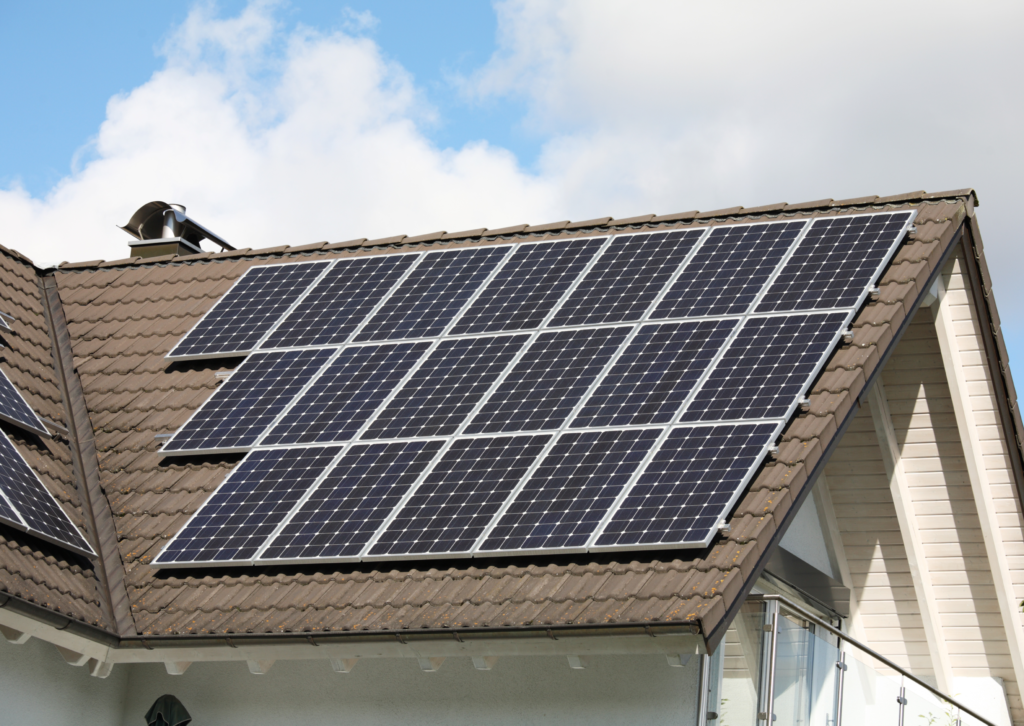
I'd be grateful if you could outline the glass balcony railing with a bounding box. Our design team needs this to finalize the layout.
[697,594,995,726]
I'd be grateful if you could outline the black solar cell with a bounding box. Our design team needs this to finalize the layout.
[465,326,630,434]
[653,221,806,318]
[549,229,702,327]
[681,312,847,422]
[262,440,445,561]
[154,446,342,565]
[595,423,776,547]
[162,348,334,453]
[450,237,605,335]
[370,434,549,557]
[260,341,430,446]
[362,334,527,439]
[479,428,659,552]
[261,255,418,349]
[0,368,49,436]
[572,319,737,429]
[0,431,94,554]
[168,261,330,359]
[755,212,912,313]
[355,246,509,341]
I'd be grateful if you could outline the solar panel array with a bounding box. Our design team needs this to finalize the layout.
[156,211,915,566]
[0,368,50,437]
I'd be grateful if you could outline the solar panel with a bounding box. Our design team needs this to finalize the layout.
[449,238,606,335]
[369,434,549,557]
[154,446,342,565]
[259,341,430,446]
[260,440,445,562]
[478,428,660,553]
[0,315,10,331]
[0,368,49,437]
[464,326,630,434]
[571,319,737,429]
[0,431,94,555]
[755,211,913,313]
[361,334,527,439]
[167,261,330,360]
[158,209,915,566]
[162,348,335,454]
[260,254,418,350]
[652,220,807,318]
[680,312,847,422]
[549,229,704,327]
[354,246,510,342]
[592,423,778,548]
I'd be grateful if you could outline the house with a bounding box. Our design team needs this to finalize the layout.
[0,189,1020,726]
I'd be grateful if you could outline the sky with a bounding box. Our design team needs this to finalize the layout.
[0,1,1021,361]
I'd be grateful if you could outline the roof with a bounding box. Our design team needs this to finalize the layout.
[0,188,1012,650]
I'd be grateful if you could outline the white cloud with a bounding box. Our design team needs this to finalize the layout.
[2,0,1022,341]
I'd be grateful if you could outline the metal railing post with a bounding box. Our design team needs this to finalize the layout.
[897,682,907,726]
[696,654,711,726]
[760,603,779,724]
[834,650,847,726]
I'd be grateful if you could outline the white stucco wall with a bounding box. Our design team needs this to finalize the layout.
[0,634,128,725]
[119,653,700,726]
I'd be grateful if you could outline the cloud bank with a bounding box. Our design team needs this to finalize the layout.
[1,0,1021,327]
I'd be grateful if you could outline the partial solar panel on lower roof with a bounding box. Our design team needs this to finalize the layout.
[162,348,334,454]
[755,211,913,313]
[361,334,528,439]
[355,246,510,342]
[0,368,49,437]
[168,261,330,360]
[259,342,430,446]
[260,254,418,350]
[464,326,629,434]
[478,428,660,553]
[681,312,847,422]
[593,423,777,548]
[0,431,94,555]
[652,220,806,319]
[549,229,704,327]
[154,446,342,565]
[571,319,737,429]
[261,440,445,562]
[449,237,605,335]
[369,434,549,557]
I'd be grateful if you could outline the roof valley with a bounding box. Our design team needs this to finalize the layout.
[38,274,135,637]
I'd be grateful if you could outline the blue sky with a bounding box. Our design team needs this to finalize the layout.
[0,1,1022,366]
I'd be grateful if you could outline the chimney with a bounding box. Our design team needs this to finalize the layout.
[119,202,234,259]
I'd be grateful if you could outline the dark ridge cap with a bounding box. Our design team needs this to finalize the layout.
[442,228,486,240]
[831,195,879,207]
[59,260,105,269]
[784,199,833,212]
[485,224,528,236]
[737,203,788,215]
[650,211,698,224]
[566,217,612,229]
[607,214,655,226]
[98,257,142,268]
[695,206,744,219]
[208,247,253,260]
[324,238,367,251]
[403,231,446,244]
[248,245,288,257]
[0,243,33,266]
[925,188,978,204]
[524,220,569,233]
[364,235,407,247]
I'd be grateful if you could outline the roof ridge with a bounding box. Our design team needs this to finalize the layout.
[51,189,978,273]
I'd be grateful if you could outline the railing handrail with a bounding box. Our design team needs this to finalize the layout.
[749,593,996,726]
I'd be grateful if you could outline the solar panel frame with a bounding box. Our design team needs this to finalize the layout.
[0,368,50,438]
[0,431,95,556]
[166,260,334,361]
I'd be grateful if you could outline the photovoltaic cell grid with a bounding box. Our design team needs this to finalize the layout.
[0,368,49,436]
[155,210,914,566]
[162,348,335,453]
[0,431,94,555]
[168,261,330,360]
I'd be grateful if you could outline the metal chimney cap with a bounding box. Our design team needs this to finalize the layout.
[119,201,234,252]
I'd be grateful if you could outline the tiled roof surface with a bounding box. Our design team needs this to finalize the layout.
[40,192,973,641]
[0,249,108,627]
